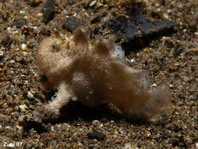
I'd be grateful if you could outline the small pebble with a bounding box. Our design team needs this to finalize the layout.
[92,120,102,127]
[96,2,103,7]
[131,59,135,63]
[37,13,43,18]
[10,60,15,63]
[124,143,132,149]
[63,9,68,14]
[48,139,57,147]
[115,139,122,144]
[89,0,97,7]
[20,11,26,15]
[0,50,4,56]
[110,120,115,124]
[152,83,158,87]
[21,44,27,50]
[18,115,26,123]
[169,84,174,88]
[27,91,34,100]
[0,50,4,60]
[19,104,28,111]
[87,130,106,140]
[15,125,23,131]
[196,143,198,149]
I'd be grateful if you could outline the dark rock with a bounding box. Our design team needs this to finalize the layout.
[21,27,35,36]
[12,18,27,28]
[172,48,185,57]
[39,28,51,36]
[170,138,180,147]
[91,14,106,24]
[1,36,15,50]
[62,17,84,33]
[27,0,42,7]
[66,0,79,5]
[166,123,183,132]
[87,129,106,141]
[0,11,9,22]
[170,136,187,148]
[165,39,174,48]
[42,0,56,23]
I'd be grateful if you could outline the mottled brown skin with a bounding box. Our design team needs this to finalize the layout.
[36,29,171,122]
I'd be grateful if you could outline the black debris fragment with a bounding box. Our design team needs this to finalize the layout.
[106,16,138,40]
[136,16,176,35]
[135,15,156,34]
[42,0,56,23]
[106,8,176,41]
[154,19,176,31]
[87,129,106,141]
[127,7,144,20]
[62,17,84,33]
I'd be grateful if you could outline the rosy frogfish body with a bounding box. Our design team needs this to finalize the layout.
[36,29,171,122]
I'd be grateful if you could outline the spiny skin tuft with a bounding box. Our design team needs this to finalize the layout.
[36,29,171,122]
